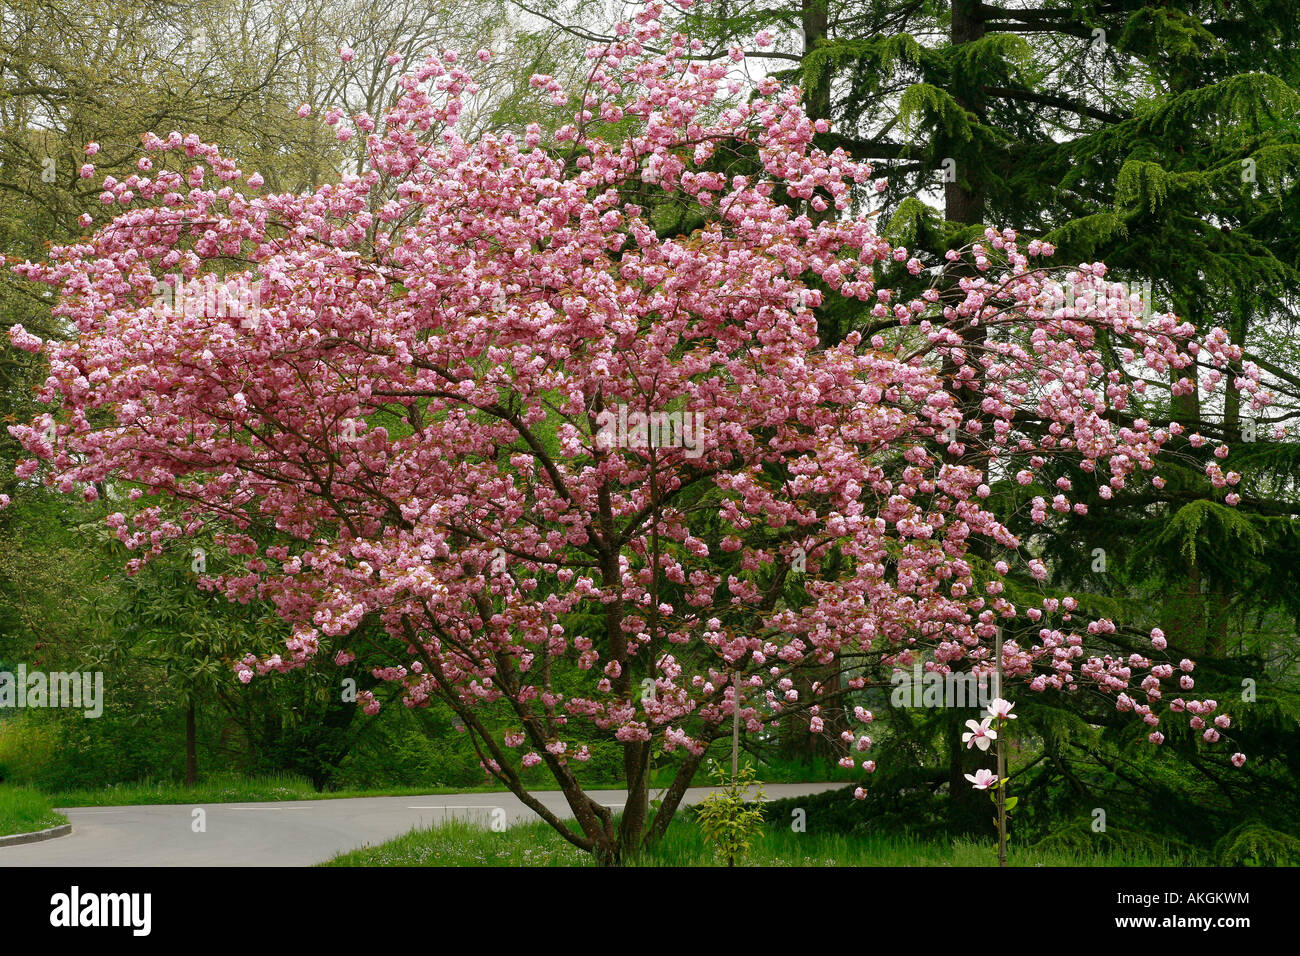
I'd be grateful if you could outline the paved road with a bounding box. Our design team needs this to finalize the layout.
[0,782,843,867]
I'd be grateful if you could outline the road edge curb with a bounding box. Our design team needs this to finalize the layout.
[0,823,72,848]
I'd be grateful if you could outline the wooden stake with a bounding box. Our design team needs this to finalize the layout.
[995,626,1007,867]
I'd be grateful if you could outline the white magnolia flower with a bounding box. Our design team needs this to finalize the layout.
[962,717,997,751]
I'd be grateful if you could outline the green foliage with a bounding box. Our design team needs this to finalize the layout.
[1147,499,1266,569]
[0,714,60,785]
[0,784,65,837]
[897,83,974,140]
[1030,817,1203,865]
[692,762,767,867]
[47,772,321,808]
[333,707,490,790]
[1215,821,1300,866]
[325,814,1211,868]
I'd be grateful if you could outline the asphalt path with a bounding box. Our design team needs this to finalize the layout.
[0,782,843,866]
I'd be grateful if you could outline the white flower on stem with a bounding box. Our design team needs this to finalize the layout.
[965,768,999,790]
[987,698,1017,721]
[962,717,997,751]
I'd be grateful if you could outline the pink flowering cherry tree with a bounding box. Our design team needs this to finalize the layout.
[7,5,1260,862]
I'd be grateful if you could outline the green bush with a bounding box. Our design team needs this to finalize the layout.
[692,762,766,867]
[1215,822,1300,867]
[1029,817,1202,863]
[0,714,60,784]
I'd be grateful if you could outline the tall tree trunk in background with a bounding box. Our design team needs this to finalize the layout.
[1165,301,1206,654]
[801,0,830,120]
[943,0,990,837]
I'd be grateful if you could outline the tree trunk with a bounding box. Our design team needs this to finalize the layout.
[801,0,830,120]
[943,0,989,837]
[1165,312,1205,654]
[617,739,651,859]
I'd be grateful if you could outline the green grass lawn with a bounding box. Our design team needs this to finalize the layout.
[323,817,1196,867]
[45,772,517,808]
[0,785,68,838]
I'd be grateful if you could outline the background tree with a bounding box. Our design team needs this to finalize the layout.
[524,0,1300,837]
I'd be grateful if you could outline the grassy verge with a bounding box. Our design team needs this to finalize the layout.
[45,772,517,808]
[0,785,68,838]
[45,764,851,809]
[323,817,1195,867]
[45,771,759,808]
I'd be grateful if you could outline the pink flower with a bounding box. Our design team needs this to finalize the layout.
[84,142,99,156]
[1231,753,1246,768]
[987,698,1017,721]
[521,752,542,768]
[964,768,998,790]
[339,45,355,62]
[297,103,311,118]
